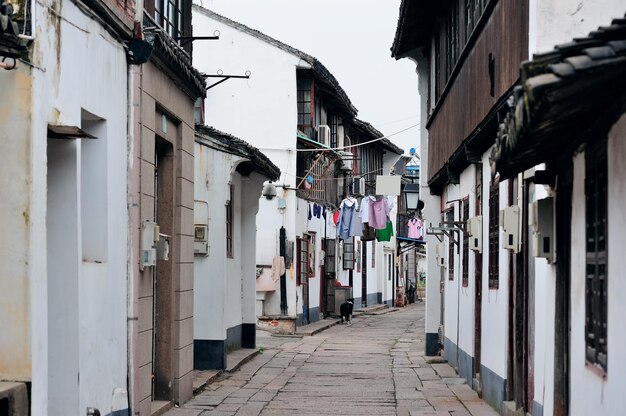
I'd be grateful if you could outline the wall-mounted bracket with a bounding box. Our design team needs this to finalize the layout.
[173,30,220,46]
[426,221,466,247]
[204,69,251,90]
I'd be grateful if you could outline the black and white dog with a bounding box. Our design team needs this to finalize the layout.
[340,297,355,325]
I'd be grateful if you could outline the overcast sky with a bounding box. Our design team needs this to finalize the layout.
[199,0,421,154]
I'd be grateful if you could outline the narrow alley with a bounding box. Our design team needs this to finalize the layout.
[166,304,497,416]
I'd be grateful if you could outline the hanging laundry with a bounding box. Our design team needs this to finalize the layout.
[376,220,394,242]
[360,223,376,241]
[369,197,389,230]
[322,206,327,220]
[313,203,322,218]
[407,217,423,239]
[308,204,312,220]
[359,195,376,224]
[338,197,363,240]
[333,210,340,226]
[271,256,286,282]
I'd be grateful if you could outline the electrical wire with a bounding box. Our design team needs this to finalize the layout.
[258,122,420,153]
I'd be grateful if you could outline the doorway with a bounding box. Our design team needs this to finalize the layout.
[361,241,367,307]
[474,164,483,381]
[152,137,174,401]
[554,166,572,415]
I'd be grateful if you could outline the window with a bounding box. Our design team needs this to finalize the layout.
[226,184,234,258]
[155,0,184,38]
[297,236,309,285]
[447,209,455,280]
[297,78,313,138]
[371,241,376,268]
[585,139,608,373]
[329,114,338,149]
[462,198,470,287]
[488,179,500,288]
[343,238,354,270]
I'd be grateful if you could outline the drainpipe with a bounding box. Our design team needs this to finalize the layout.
[279,226,288,314]
[127,62,141,415]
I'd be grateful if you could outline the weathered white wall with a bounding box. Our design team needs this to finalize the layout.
[479,149,509,381]
[0,65,32,383]
[529,0,625,55]
[29,0,129,413]
[569,114,626,415]
[193,8,307,319]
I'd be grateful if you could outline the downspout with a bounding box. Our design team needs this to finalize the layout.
[127,62,141,415]
[279,226,288,314]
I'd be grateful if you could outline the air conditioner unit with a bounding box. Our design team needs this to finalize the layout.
[194,224,209,255]
[467,216,483,253]
[352,176,365,196]
[502,206,520,253]
[318,124,331,146]
[435,242,446,267]
[530,197,555,261]
[338,151,353,171]
[156,234,170,261]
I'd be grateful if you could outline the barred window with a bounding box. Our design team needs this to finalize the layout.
[343,238,355,270]
[488,179,499,289]
[447,209,455,280]
[462,198,470,287]
[297,236,309,286]
[226,184,234,258]
[585,139,608,373]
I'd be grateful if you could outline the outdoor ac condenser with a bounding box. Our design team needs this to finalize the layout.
[352,177,365,196]
[530,197,555,261]
[501,206,520,253]
[435,242,446,267]
[317,124,331,146]
[467,216,482,253]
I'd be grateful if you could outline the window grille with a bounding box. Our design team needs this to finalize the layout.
[343,238,354,270]
[585,139,608,373]
[226,184,234,258]
[462,198,470,287]
[488,179,499,288]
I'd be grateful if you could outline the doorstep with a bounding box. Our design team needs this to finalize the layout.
[296,318,340,336]
[353,303,390,315]
[192,348,260,393]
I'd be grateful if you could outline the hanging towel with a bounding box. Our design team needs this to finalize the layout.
[376,220,394,242]
[271,256,286,282]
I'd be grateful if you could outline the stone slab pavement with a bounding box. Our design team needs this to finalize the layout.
[165,303,499,416]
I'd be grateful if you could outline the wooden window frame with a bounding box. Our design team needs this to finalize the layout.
[488,178,499,289]
[297,78,314,138]
[343,237,355,270]
[297,235,310,286]
[585,139,608,374]
[226,184,234,258]
[446,208,455,281]
[462,197,470,287]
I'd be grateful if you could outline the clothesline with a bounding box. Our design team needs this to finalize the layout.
[280,167,389,182]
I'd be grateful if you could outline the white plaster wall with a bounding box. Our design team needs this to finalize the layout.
[28,0,130,413]
[193,8,307,319]
[569,114,626,415]
[193,142,228,340]
[529,0,625,56]
[479,150,509,380]
[529,183,557,413]
[0,65,32,382]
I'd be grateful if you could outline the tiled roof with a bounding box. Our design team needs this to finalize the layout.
[492,14,626,178]
[352,119,404,155]
[144,16,206,99]
[195,125,281,181]
[193,5,357,117]
[391,0,437,59]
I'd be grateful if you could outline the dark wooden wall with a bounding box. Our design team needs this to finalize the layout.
[428,0,528,183]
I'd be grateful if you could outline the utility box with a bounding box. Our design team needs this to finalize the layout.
[194,224,208,255]
[140,221,160,269]
[501,206,520,253]
[530,197,555,261]
[467,216,483,253]
[334,285,353,314]
[435,242,446,267]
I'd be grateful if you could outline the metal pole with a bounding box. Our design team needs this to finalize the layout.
[280,226,288,314]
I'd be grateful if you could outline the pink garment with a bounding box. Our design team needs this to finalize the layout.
[407,218,423,239]
[369,198,389,230]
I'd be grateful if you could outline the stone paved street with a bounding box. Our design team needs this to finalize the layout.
[165,303,498,416]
